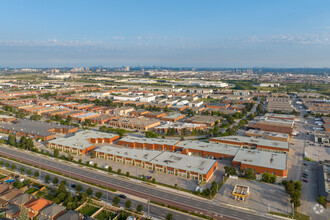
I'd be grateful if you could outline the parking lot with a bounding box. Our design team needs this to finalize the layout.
[214,178,291,215]
[305,143,330,162]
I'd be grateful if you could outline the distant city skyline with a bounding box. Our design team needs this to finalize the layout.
[1,0,330,67]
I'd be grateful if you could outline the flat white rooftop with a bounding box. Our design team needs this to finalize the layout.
[233,149,287,171]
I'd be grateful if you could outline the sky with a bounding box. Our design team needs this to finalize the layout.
[1,0,330,68]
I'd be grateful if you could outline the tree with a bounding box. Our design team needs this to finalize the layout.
[53,177,59,185]
[27,169,32,176]
[117,169,121,174]
[66,115,72,124]
[244,168,256,180]
[44,175,50,183]
[145,131,158,138]
[180,136,185,141]
[8,133,16,146]
[18,206,29,220]
[166,213,173,220]
[113,196,120,206]
[125,200,131,209]
[19,136,27,149]
[136,204,143,213]
[318,196,327,207]
[76,184,82,192]
[11,164,16,170]
[126,171,130,177]
[26,138,34,150]
[86,187,93,196]
[224,166,237,176]
[261,173,276,183]
[95,191,102,199]
[34,171,39,178]
[19,167,25,174]
[108,166,112,172]
[53,149,59,158]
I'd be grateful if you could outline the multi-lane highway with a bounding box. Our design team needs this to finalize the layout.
[0,145,278,220]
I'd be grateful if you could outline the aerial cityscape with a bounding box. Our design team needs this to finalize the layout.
[0,1,329,220]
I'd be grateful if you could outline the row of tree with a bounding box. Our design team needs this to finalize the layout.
[8,133,35,150]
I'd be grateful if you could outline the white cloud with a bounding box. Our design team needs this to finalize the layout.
[228,33,330,45]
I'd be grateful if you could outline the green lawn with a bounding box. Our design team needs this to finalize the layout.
[79,204,100,216]
[24,187,38,194]
[95,210,117,220]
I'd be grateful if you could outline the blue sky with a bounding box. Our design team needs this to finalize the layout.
[1,0,330,67]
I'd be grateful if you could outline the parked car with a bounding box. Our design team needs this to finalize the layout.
[302,179,308,183]
[303,163,308,166]
[118,194,127,199]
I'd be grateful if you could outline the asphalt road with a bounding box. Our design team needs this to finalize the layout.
[0,145,279,220]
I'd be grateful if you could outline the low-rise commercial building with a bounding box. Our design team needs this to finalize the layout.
[144,111,167,119]
[317,160,330,205]
[117,136,288,177]
[47,130,120,155]
[186,115,222,127]
[248,120,294,135]
[232,149,287,177]
[314,131,330,144]
[95,145,218,182]
[154,122,207,135]
[245,129,289,142]
[161,113,186,122]
[0,115,16,123]
[0,119,78,141]
[108,117,160,131]
[210,135,289,154]
[119,136,180,151]
[204,103,230,109]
